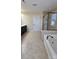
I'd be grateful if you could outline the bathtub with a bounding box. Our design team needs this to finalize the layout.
[43,31,57,59]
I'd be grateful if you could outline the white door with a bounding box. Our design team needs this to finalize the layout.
[33,16,41,31]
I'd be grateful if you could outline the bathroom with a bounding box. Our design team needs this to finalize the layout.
[21,0,57,59]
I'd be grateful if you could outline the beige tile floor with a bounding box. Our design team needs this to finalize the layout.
[21,32,48,59]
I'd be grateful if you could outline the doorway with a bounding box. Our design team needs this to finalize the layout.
[33,16,41,31]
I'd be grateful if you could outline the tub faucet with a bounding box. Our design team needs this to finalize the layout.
[47,35,54,44]
[47,35,53,39]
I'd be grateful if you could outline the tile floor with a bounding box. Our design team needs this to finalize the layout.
[21,32,48,59]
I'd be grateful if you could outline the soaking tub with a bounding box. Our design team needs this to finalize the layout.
[42,31,57,59]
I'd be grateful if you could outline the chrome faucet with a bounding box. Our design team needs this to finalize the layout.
[47,35,53,39]
[47,35,54,44]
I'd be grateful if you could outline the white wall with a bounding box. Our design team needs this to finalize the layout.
[21,13,43,31]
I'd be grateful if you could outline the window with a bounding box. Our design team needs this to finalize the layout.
[51,14,57,26]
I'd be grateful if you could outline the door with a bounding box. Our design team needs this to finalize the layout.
[33,16,41,31]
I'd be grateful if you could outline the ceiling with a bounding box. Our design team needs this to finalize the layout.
[21,0,57,13]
